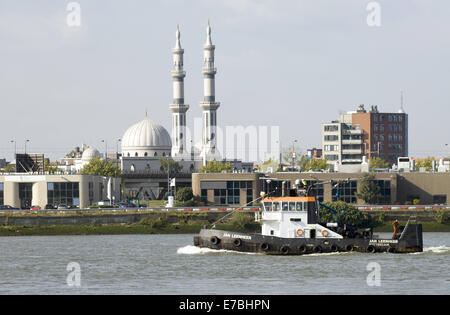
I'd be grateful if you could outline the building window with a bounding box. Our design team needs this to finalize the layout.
[201,189,208,203]
[19,183,33,209]
[324,125,339,132]
[209,181,254,205]
[325,154,339,161]
[375,180,391,204]
[332,180,357,203]
[144,152,148,157]
[0,183,3,205]
[154,152,158,157]
[88,182,94,205]
[324,135,339,141]
[135,152,138,157]
[47,182,80,207]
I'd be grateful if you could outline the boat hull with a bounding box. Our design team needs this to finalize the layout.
[194,224,423,255]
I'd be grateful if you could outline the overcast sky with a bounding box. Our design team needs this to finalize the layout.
[1,0,449,161]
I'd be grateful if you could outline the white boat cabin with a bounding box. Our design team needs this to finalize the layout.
[259,197,342,239]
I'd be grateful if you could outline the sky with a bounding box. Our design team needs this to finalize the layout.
[1,0,449,161]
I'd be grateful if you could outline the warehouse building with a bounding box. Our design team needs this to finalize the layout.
[192,172,450,206]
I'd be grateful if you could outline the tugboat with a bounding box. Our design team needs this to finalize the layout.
[194,182,423,255]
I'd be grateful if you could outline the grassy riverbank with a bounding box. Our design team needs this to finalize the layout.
[1,221,449,236]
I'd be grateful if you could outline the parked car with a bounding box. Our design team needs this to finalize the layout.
[57,204,69,210]
[0,205,19,210]
[45,204,57,210]
[30,205,41,210]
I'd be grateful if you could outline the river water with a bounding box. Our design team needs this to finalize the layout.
[0,233,448,295]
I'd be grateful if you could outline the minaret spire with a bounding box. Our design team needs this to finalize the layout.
[200,20,220,163]
[169,25,189,157]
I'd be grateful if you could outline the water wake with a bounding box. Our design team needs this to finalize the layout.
[177,245,256,255]
[410,245,450,255]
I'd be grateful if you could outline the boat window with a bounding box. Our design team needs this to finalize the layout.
[273,202,280,211]
[289,202,295,211]
[296,202,302,211]
[263,202,272,211]
[282,202,288,211]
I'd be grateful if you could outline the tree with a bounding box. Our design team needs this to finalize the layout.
[2,164,15,173]
[80,157,121,177]
[355,173,381,204]
[176,187,194,202]
[200,160,232,173]
[159,157,183,173]
[414,157,434,171]
[369,157,389,169]
[44,160,59,174]
[281,149,307,169]
[303,158,329,171]
[318,201,381,228]
[174,187,198,206]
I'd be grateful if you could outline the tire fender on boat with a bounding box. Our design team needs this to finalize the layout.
[330,244,339,252]
[210,236,220,245]
[280,245,290,255]
[260,243,270,251]
[367,245,376,253]
[313,245,322,253]
[345,244,354,251]
[233,238,242,247]
[387,246,396,253]
[299,245,307,254]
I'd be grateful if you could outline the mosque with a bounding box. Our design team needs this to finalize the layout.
[117,22,252,201]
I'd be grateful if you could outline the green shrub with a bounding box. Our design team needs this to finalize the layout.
[229,212,257,231]
[138,217,169,228]
[434,210,449,224]
[319,201,381,228]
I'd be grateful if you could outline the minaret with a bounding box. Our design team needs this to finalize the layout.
[200,20,220,161]
[170,25,189,157]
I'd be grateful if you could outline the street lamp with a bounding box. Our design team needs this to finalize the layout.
[10,140,16,159]
[101,140,107,161]
[116,139,121,159]
[24,139,30,154]
[292,139,298,168]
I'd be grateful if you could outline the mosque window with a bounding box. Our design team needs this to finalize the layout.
[163,152,166,157]
[144,152,148,157]
[135,152,138,157]
[154,152,158,157]
[127,153,130,157]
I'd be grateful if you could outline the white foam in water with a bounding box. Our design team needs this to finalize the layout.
[423,245,450,253]
[177,245,257,255]
[410,245,450,255]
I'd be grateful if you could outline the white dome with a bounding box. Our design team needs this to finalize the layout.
[121,118,172,158]
[81,146,100,161]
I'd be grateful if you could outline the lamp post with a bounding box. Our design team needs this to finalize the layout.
[101,140,107,161]
[10,140,16,159]
[24,139,30,154]
[445,144,449,171]
[292,139,298,168]
[116,139,121,159]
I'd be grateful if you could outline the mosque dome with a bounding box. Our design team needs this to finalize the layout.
[81,146,100,161]
[121,117,172,158]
